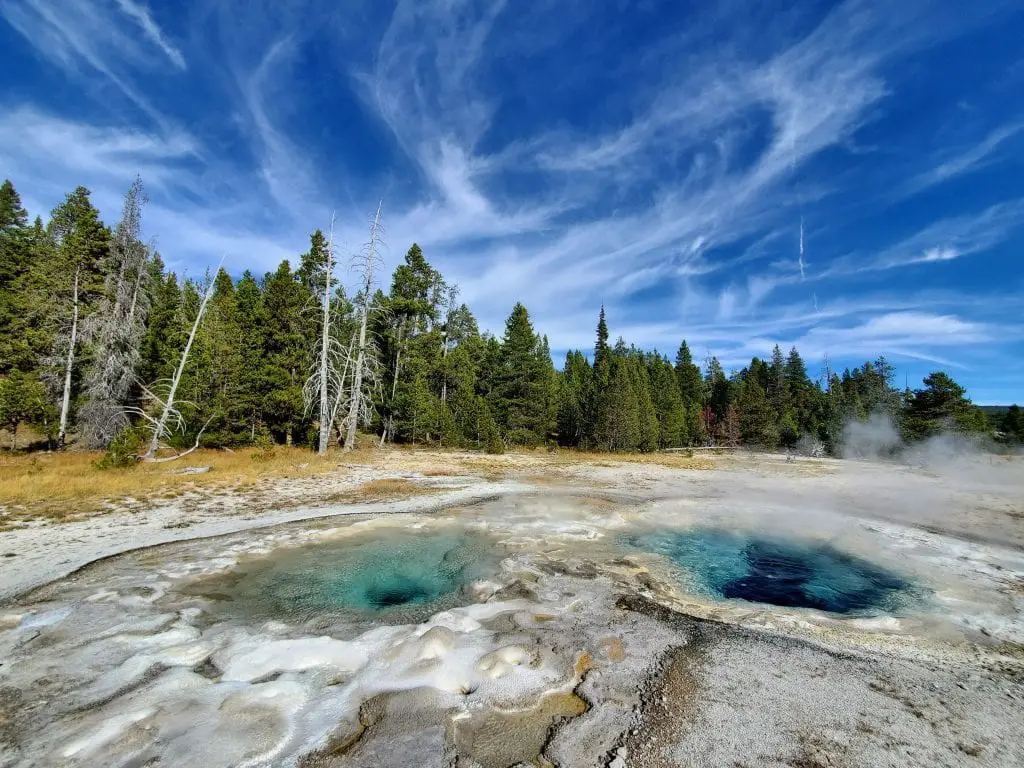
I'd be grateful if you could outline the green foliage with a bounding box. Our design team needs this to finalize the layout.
[489,303,554,446]
[95,426,145,469]
[0,371,47,450]
[0,176,1000,459]
[250,427,277,462]
[1001,405,1024,441]
[902,372,989,440]
[736,380,779,449]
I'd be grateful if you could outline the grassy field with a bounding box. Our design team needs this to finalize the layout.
[0,442,718,526]
[0,446,364,522]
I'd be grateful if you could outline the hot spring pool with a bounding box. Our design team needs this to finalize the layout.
[189,528,499,623]
[624,528,913,615]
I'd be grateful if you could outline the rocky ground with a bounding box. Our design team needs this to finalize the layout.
[0,450,1022,767]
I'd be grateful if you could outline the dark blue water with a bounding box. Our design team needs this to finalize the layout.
[624,528,911,615]
[215,530,495,622]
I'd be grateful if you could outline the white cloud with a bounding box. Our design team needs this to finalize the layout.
[918,245,959,263]
[115,0,185,70]
[0,0,186,125]
[901,121,1024,196]
[3,0,1021,393]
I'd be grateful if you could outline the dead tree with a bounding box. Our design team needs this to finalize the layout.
[80,177,152,447]
[343,203,383,452]
[302,215,352,456]
[137,264,220,460]
[317,216,337,454]
[55,265,80,450]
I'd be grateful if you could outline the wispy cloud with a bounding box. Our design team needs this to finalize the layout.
[115,0,186,70]
[3,0,1023,399]
[821,199,1024,276]
[900,121,1024,196]
[0,0,186,125]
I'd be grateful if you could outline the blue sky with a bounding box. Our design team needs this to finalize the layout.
[1,0,1023,403]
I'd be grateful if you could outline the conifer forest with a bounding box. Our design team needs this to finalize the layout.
[1,178,1018,458]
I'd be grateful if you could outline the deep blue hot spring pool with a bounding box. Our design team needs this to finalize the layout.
[624,528,913,615]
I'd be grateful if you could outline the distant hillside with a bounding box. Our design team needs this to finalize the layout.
[979,405,1012,419]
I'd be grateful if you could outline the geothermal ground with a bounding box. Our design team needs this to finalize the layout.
[0,450,1022,767]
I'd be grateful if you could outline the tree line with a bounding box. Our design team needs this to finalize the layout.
[0,177,1017,457]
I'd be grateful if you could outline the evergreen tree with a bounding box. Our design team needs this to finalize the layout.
[598,356,639,451]
[0,371,47,450]
[784,346,815,434]
[44,187,112,447]
[1001,405,1024,441]
[0,180,36,372]
[234,271,267,440]
[261,261,313,445]
[767,344,788,413]
[674,340,703,405]
[594,305,610,373]
[705,356,730,441]
[627,353,659,451]
[491,303,551,445]
[649,354,687,448]
[737,379,779,448]
[902,372,988,439]
[557,351,592,447]
[380,244,446,443]
[139,262,182,385]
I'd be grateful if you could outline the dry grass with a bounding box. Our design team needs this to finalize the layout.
[545,449,716,471]
[0,441,720,527]
[0,447,366,523]
[325,478,443,504]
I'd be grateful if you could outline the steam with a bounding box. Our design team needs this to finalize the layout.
[839,413,902,460]
[839,411,1016,467]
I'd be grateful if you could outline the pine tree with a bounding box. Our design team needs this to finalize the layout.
[0,371,47,450]
[647,354,686,448]
[489,303,550,445]
[784,346,814,434]
[380,244,442,443]
[704,356,730,441]
[0,180,35,372]
[674,340,704,410]
[44,187,112,448]
[557,350,593,447]
[139,261,182,386]
[594,305,610,376]
[234,270,268,440]
[737,379,778,448]
[1001,405,1024,441]
[902,372,988,440]
[598,356,640,451]
[767,344,788,413]
[628,353,659,451]
[261,260,313,445]
[191,269,246,445]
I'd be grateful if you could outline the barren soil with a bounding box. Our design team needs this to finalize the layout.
[0,449,1022,767]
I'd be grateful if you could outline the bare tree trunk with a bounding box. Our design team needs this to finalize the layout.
[343,203,382,452]
[56,266,80,451]
[144,267,218,459]
[126,261,146,328]
[317,216,337,455]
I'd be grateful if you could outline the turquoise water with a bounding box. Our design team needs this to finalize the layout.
[212,529,496,622]
[624,528,911,615]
